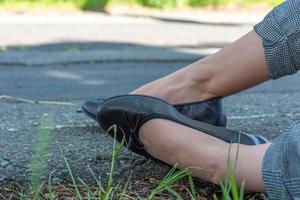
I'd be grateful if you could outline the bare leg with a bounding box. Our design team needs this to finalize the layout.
[132,30,270,104]
[140,119,271,192]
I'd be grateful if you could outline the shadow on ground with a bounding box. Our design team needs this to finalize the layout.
[114,13,251,27]
[2,41,228,53]
[0,41,226,100]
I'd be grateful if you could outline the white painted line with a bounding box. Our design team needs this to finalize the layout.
[228,113,300,119]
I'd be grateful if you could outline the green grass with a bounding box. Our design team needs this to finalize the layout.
[107,0,283,9]
[64,45,82,53]
[0,0,283,10]
[12,121,257,199]
[41,125,195,199]
[213,142,246,200]
[0,0,108,10]
[28,117,54,191]
[23,123,253,199]
[0,46,7,52]
[19,45,32,52]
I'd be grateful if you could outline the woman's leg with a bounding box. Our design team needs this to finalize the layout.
[132,30,272,192]
[131,31,272,193]
[132,30,270,104]
[139,119,271,193]
[131,1,300,197]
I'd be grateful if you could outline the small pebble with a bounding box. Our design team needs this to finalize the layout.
[0,160,9,167]
[52,177,63,185]
[7,128,17,132]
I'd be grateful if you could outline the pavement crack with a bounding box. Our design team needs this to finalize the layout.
[0,95,76,106]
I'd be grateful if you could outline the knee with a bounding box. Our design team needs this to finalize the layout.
[283,123,300,176]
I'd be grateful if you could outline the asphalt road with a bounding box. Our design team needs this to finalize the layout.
[0,12,300,196]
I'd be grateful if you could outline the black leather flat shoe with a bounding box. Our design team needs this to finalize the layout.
[96,95,268,159]
[82,97,227,126]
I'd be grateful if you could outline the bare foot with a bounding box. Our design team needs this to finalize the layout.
[131,66,218,104]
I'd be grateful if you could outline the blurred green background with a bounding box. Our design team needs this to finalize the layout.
[0,0,283,10]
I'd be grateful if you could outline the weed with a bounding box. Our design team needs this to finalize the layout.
[15,122,263,199]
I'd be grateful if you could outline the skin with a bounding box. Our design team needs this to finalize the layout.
[131,30,272,192]
[133,31,270,103]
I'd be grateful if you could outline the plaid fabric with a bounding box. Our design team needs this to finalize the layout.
[263,122,300,199]
[254,0,300,79]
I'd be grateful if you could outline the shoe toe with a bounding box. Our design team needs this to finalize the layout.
[97,96,149,155]
[82,98,106,120]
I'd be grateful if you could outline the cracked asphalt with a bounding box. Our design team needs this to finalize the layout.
[0,11,300,196]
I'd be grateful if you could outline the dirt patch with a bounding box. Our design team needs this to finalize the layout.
[0,178,268,200]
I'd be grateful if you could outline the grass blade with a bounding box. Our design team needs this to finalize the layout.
[219,181,231,200]
[48,170,56,200]
[78,178,96,200]
[105,125,125,199]
[32,182,44,200]
[29,118,53,190]
[119,171,133,200]
[166,187,184,200]
[188,174,197,200]
[60,148,83,200]
[88,165,105,195]
[147,166,188,200]
[239,181,245,200]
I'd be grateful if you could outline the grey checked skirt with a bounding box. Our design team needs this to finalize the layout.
[253,0,300,199]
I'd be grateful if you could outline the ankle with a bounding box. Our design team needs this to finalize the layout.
[210,143,249,185]
[205,143,230,183]
[166,66,219,104]
[187,60,221,99]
